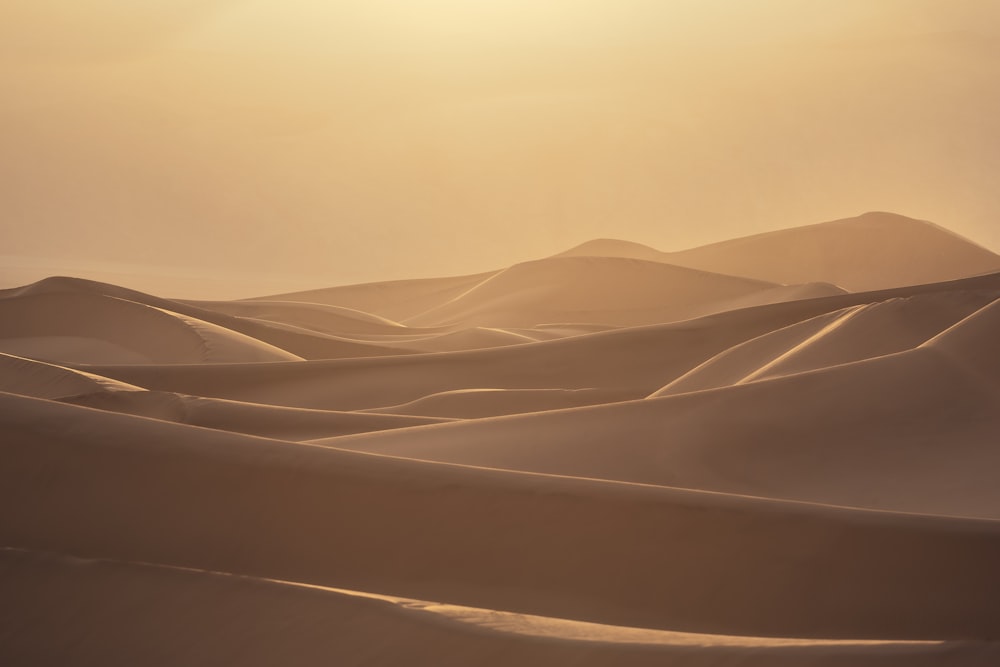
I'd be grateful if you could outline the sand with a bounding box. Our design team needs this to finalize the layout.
[3,214,1000,665]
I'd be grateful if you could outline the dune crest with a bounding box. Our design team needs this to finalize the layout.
[562,212,1000,292]
[3,214,1000,665]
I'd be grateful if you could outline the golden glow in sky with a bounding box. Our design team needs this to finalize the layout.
[2,1,999,295]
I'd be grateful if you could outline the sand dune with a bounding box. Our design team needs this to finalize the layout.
[393,327,543,352]
[73,311,798,411]
[561,212,1000,291]
[406,255,794,328]
[4,217,1000,664]
[183,298,408,336]
[77,270,1000,414]
[4,392,1000,643]
[0,276,415,360]
[0,352,143,399]
[5,547,991,667]
[0,290,303,364]
[257,271,500,321]
[658,291,997,395]
[364,387,636,419]
[328,340,1000,518]
[667,212,1000,291]
[61,390,450,440]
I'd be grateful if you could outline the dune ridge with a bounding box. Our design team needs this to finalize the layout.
[4,392,1000,643]
[561,212,1000,291]
[3,214,1000,665]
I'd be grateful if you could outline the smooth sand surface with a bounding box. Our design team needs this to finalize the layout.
[5,547,995,667]
[3,216,1000,665]
[61,390,452,441]
[561,212,1000,292]
[0,352,144,399]
[405,255,787,328]
[5,392,1000,642]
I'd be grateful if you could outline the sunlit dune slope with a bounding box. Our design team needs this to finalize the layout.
[0,353,143,399]
[0,290,302,364]
[0,277,415,361]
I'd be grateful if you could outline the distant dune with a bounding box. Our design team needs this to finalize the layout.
[562,212,1000,291]
[3,213,1000,665]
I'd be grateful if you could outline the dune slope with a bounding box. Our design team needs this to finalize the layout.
[4,547,992,667]
[4,218,1000,665]
[3,392,1000,642]
[561,213,1000,292]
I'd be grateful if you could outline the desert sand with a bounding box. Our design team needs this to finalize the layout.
[3,212,1000,665]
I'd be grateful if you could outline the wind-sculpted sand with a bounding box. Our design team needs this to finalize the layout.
[3,213,1000,665]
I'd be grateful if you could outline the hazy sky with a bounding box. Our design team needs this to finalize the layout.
[3,1,999,296]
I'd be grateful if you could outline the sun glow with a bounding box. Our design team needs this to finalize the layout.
[2,1,1000,291]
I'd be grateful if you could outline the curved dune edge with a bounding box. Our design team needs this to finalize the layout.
[362,387,635,419]
[1,546,976,651]
[654,291,996,396]
[4,392,1000,642]
[311,311,1000,518]
[9,550,993,667]
[77,270,1000,413]
[0,352,143,399]
[60,390,453,440]
[0,277,417,361]
[4,217,1000,665]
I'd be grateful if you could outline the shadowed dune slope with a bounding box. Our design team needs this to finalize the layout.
[325,299,1000,518]
[60,390,450,441]
[74,311,808,411]
[364,387,636,419]
[3,548,992,667]
[3,392,1000,641]
[923,293,1000,384]
[397,327,542,352]
[81,271,1000,413]
[5,218,1000,664]
[657,291,997,395]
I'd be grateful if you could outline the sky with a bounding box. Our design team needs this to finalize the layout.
[2,1,999,297]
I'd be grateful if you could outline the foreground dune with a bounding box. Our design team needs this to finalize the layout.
[5,547,994,667]
[4,392,1000,643]
[3,215,1000,665]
